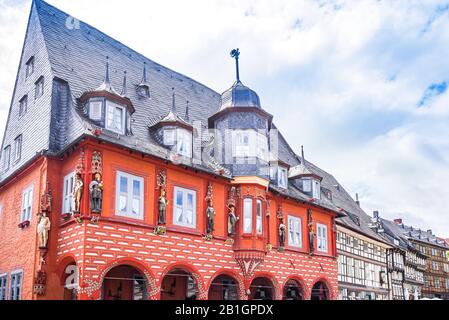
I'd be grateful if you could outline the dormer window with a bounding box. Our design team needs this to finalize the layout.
[278,166,288,189]
[163,129,176,146]
[301,178,321,200]
[106,101,126,134]
[26,56,34,78]
[137,85,150,98]
[19,95,28,117]
[177,128,192,158]
[89,99,103,121]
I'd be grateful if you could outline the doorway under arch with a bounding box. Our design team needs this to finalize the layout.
[102,265,147,300]
[283,279,304,300]
[160,268,199,300]
[310,281,330,300]
[249,277,275,300]
[208,274,239,300]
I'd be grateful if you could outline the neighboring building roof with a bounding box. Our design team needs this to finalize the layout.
[1,0,396,242]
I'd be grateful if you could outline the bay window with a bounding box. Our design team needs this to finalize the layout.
[256,199,263,235]
[234,131,251,158]
[62,172,75,214]
[233,130,268,161]
[21,186,33,223]
[163,129,175,146]
[115,171,144,220]
[288,215,302,248]
[173,186,196,228]
[316,223,328,253]
[243,198,252,234]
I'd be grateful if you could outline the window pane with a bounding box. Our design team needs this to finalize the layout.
[120,176,128,193]
[133,180,140,197]
[256,200,262,234]
[243,199,252,233]
[176,191,183,206]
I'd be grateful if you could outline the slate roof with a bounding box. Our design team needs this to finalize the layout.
[1,0,390,242]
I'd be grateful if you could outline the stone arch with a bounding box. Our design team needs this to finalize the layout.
[249,272,280,300]
[98,258,158,300]
[282,275,308,300]
[159,262,207,300]
[208,269,246,300]
[310,276,333,300]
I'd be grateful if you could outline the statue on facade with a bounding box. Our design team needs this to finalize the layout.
[308,209,315,254]
[158,189,168,225]
[279,218,286,248]
[89,173,103,213]
[73,173,84,213]
[206,200,215,235]
[228,205,239,237]
[37,212,51,248]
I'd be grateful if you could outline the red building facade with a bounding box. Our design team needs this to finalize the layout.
[0,0,341,301]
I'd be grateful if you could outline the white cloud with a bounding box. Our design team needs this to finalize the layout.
[0,0,449,237]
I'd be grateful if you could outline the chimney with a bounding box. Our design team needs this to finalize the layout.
[394,218,402,225]
[355,193,360,207]
[373,211,379,219]
[427,229,432,235]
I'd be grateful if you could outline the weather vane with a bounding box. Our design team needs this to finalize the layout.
[230,48,241,83]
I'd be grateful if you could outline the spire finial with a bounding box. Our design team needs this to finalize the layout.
[230,48,241,83]
[301,145,305,165]
[142,62,147,83]
[171,87,176,113]
[121,71,128,97]
[105,56,110,85]
[185,100,190,122]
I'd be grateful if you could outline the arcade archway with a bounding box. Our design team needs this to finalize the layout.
[310,281,330,300]
[160,268,199,300]
[102,265,147,300]
[249,277,275,300]
[283,279,304,300]
[208,274,239,300]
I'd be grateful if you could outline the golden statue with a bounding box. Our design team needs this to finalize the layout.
[73,173,83,213]
[37,212,51,248]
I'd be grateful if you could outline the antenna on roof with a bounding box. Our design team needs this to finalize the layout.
[230,48,241,83]
[171,88,176,113]
[355,193,360,206]
[121,71,128,97]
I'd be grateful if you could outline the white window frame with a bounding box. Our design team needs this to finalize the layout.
[312,179,321,200]
[163,129,176,146]
[288,215,302,248]
[243,198,252,234]
[233,130,251,158]
[256,132,268,161]
[278,166,288,189]
[115,171,144,220]
[2,145,11,172]
[176,128,192,158]
[317,223,328,253]
[35,77,44,99]
[302,179,312,192]
[26,56,34,78]
[19,95,27,117]
[173,186,196,228]
[106,100,126,134]
[9,270,22,300]
[62,172,75,214]
[0,273,7,300]
[256,199,263,235]
[89,99,103,121]
[13,135,22,162]
[20,185,34,223]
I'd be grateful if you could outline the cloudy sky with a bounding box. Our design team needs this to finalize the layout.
[1,0,449,237]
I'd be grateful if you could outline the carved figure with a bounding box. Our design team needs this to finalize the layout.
[228,205,239,237]
[158,189,168,225]
[279,219,286,248]
[37,212,51,248]
[73,173,83,213]
[89,173,103,213]
[206,200,215,234]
